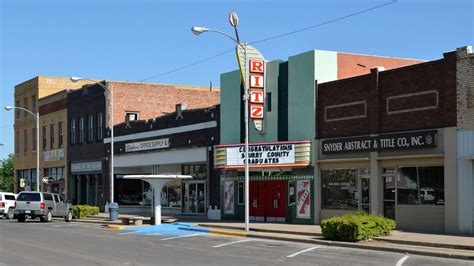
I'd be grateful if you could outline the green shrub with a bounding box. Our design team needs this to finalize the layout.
[320,213,395,242]
[72,205,99,219]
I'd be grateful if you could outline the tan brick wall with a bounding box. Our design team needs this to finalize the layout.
[456,46,474,130]
[14,76,95,192]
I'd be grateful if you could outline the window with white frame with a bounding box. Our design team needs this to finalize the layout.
[70,119,76,145]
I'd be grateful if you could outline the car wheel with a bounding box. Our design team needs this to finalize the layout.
[6,208,14,220]
[40,211,52,222]
[65,211,72,222]
[17,215,26,222]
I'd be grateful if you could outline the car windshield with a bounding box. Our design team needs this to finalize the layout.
[17,193,41,201]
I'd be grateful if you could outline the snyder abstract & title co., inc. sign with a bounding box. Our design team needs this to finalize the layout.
[214,140,311,169]
[322,130,437,154]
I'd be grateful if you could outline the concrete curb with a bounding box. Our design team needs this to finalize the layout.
[107,224,125,230]
[372,237,474,251]
[180,226,248,237]
[197,223,320,237]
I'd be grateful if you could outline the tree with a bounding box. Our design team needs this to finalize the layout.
[0,154,14,192]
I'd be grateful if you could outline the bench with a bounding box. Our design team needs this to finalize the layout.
[120,216,145,226]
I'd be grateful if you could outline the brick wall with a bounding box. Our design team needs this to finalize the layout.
[337,53,424,80]
[318,51,457,139]
[108,82,220,125]
[456,46,474,130]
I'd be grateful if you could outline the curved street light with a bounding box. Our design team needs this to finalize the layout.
[4,105,40,192]
[70,77,116,206]
[192,16,251,232]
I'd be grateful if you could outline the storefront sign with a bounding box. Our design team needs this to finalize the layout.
[322,130,437,154]
[71,161,102,173]
[223,181,234,214]
[214,140,311,169]
[125,138,169,152]
[296,180,311,219]
[44,149,64,161]
[236,44,266,132]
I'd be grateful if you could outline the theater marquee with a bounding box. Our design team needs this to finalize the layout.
[214,140,311,169]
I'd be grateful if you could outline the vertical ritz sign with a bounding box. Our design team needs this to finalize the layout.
[249,59,265,120]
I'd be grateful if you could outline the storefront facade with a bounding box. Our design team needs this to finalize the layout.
[107,105,220,216]
[316,47,474,234]
[217,49,421,224]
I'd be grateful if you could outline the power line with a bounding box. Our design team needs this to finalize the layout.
[139,0,397,82]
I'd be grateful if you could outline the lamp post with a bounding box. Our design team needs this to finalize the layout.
[70,77,115,205]
[4,105,40,192]
[192,17,251,232]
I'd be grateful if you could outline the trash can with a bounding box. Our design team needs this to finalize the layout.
[108,202,119,221]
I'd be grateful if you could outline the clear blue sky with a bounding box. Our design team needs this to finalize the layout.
[0,0,472,160]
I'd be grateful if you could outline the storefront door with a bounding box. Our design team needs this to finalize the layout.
[383,175,396,220]
[250,180,286,222]
[184,181,206,214]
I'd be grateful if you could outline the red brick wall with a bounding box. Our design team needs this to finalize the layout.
[318,52,457,139]
[108,82,220,124]
[337,53,425,80]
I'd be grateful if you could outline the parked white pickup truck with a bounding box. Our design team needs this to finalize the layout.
[0,192,17,219]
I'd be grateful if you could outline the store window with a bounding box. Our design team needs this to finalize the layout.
[23,130,28,153]
[238,181,244,205]
[42,126,47,150]
[50,124,55,149]
[322,169,358,210]
[32,128,36,151]
[182,164,207,179]
[88,115,94,142]
[288,180,296,206]
[47,167,64,182]
[161,179,182,208]
[398,166,444,205]
[79,117,84,143]
[97,113,103,141]
[58,122,63,147]
[115,178,152,206]
[70,119,76,145]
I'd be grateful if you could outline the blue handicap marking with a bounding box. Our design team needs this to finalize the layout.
[121,222,208,236]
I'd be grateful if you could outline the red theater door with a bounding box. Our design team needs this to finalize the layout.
[250,180,286,222]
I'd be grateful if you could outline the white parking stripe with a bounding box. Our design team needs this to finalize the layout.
[161,233,204,241]
[396,255,410,266]
[119,231,144,235]
[286,246,321,258]
[213,239,252,248]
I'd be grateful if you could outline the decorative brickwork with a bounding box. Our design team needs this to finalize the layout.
[317,52,457,139]
[456,46,474,130]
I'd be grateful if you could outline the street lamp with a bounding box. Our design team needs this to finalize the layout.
[192,16,252,232]
[4,105,40,192]
[70,77,116,205]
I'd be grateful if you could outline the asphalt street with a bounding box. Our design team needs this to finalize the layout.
[0,218,472,266]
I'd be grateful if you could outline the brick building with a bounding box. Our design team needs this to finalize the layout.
[316,46,473,234]
[67,81,220,209]
[106,104,220,216]
[216,48,423,224]
[38,90,70,198]
[13,76,95,193]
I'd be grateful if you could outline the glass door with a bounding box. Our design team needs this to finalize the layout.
[184,181,206,214]
[383,175,396,220]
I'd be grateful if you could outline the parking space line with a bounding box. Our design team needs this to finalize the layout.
[119,231,144,235]
[212,239,252,248]
[161,233,204,241]
[396,255,410,266]
[286,246,321,258]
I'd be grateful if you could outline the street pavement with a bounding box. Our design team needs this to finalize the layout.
[0,218,472,265]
